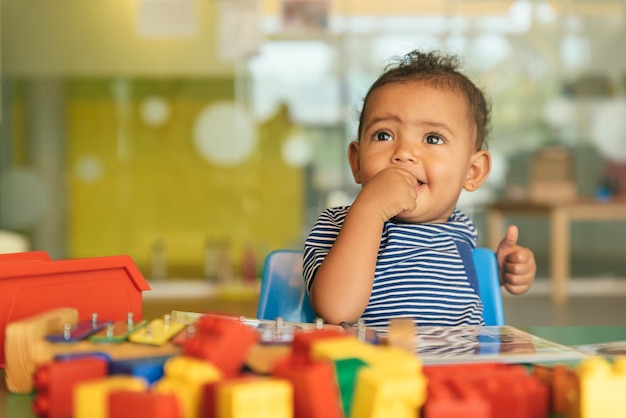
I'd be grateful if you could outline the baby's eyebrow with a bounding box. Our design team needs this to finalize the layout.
[417,119,453,132]
[363,115,402,132]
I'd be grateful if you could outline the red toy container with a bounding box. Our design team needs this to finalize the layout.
[0,251,150,367]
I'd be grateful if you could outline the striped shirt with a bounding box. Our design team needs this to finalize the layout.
[303,206,484,328]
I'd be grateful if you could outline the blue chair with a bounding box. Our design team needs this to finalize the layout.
[256,247,505,326]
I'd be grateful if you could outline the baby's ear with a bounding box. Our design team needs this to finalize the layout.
[348,141,362,184]
[464,150,491,191]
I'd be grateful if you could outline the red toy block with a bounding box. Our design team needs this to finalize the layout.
[0,251,150,367]
[182,316,258,377]
[272,355,343,418]
[32,356,109,418]
[424,363,549,418]
[425,380,489,418]
[108,390,182,418]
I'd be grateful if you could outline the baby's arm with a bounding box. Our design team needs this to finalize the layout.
[496,225,536,295]
[309,167,418,324]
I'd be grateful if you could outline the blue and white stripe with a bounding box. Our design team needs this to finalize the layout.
[303,206,484,328]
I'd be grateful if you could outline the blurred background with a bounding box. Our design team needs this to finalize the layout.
[1,0,626,322]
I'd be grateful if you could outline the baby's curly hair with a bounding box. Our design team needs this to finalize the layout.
[357,50,491,151]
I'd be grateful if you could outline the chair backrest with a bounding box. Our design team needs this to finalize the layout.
[470,247,505,326]
[257,247,505,326]
[256,249,316,323]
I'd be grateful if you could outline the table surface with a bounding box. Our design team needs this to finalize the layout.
[2,325,625,418]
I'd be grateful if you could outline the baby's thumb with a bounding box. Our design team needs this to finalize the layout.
[499,225,519,251]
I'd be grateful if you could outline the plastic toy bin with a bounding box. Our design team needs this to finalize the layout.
[0,251,150,367]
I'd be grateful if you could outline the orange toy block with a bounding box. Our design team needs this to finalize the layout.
[0,251,150,367]
[32,356,109,418]
[109,390,183,418]
[182,316,258,377]
[272,356,343,418]
[533,364,579,416]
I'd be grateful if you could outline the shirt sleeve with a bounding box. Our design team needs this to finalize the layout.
[302,206,347,292]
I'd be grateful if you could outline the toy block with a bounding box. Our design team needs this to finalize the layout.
[334,357,368,417]
[244,343,293,375]
[533,364,579,416]
[0,251,150,367]
[217,377,293,418]
[109,355,172,384]
[109,390,183,418]
[290,329,348,359]
[350,367,427,418]
[171,321,199,346]
[424,363,549,418]
[5,308,181,394]
[424,379,490,418]
[201,375,263,418]
[480,376,539,418]
[129,314,187,346]
[31,356,109,418]
[578,356,626,418]
[272,356,343,418]
[182,316,258,377]
[309,336,379,365]
[73,375,148,418]
[153,355,222,418]
[363,346,422,376]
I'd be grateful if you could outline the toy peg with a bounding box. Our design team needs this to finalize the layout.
[89,312,149,344]
[46,312,113,343]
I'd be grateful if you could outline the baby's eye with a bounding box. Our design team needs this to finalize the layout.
[373,131,393,141]
[424,133,444,145]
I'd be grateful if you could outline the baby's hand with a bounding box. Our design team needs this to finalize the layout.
[496,225,536,295]
[357,167,418,222]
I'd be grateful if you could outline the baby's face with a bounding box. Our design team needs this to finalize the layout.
[352,80,482,223]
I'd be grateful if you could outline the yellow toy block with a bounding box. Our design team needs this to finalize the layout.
[578,356,626,418]
[73,375,147,418]
[364,346,422,376]
[311,338,422,376]
[311,336,379,363]
[349,367,427,418]
[218,378,293,418]
[153,355,222,418]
